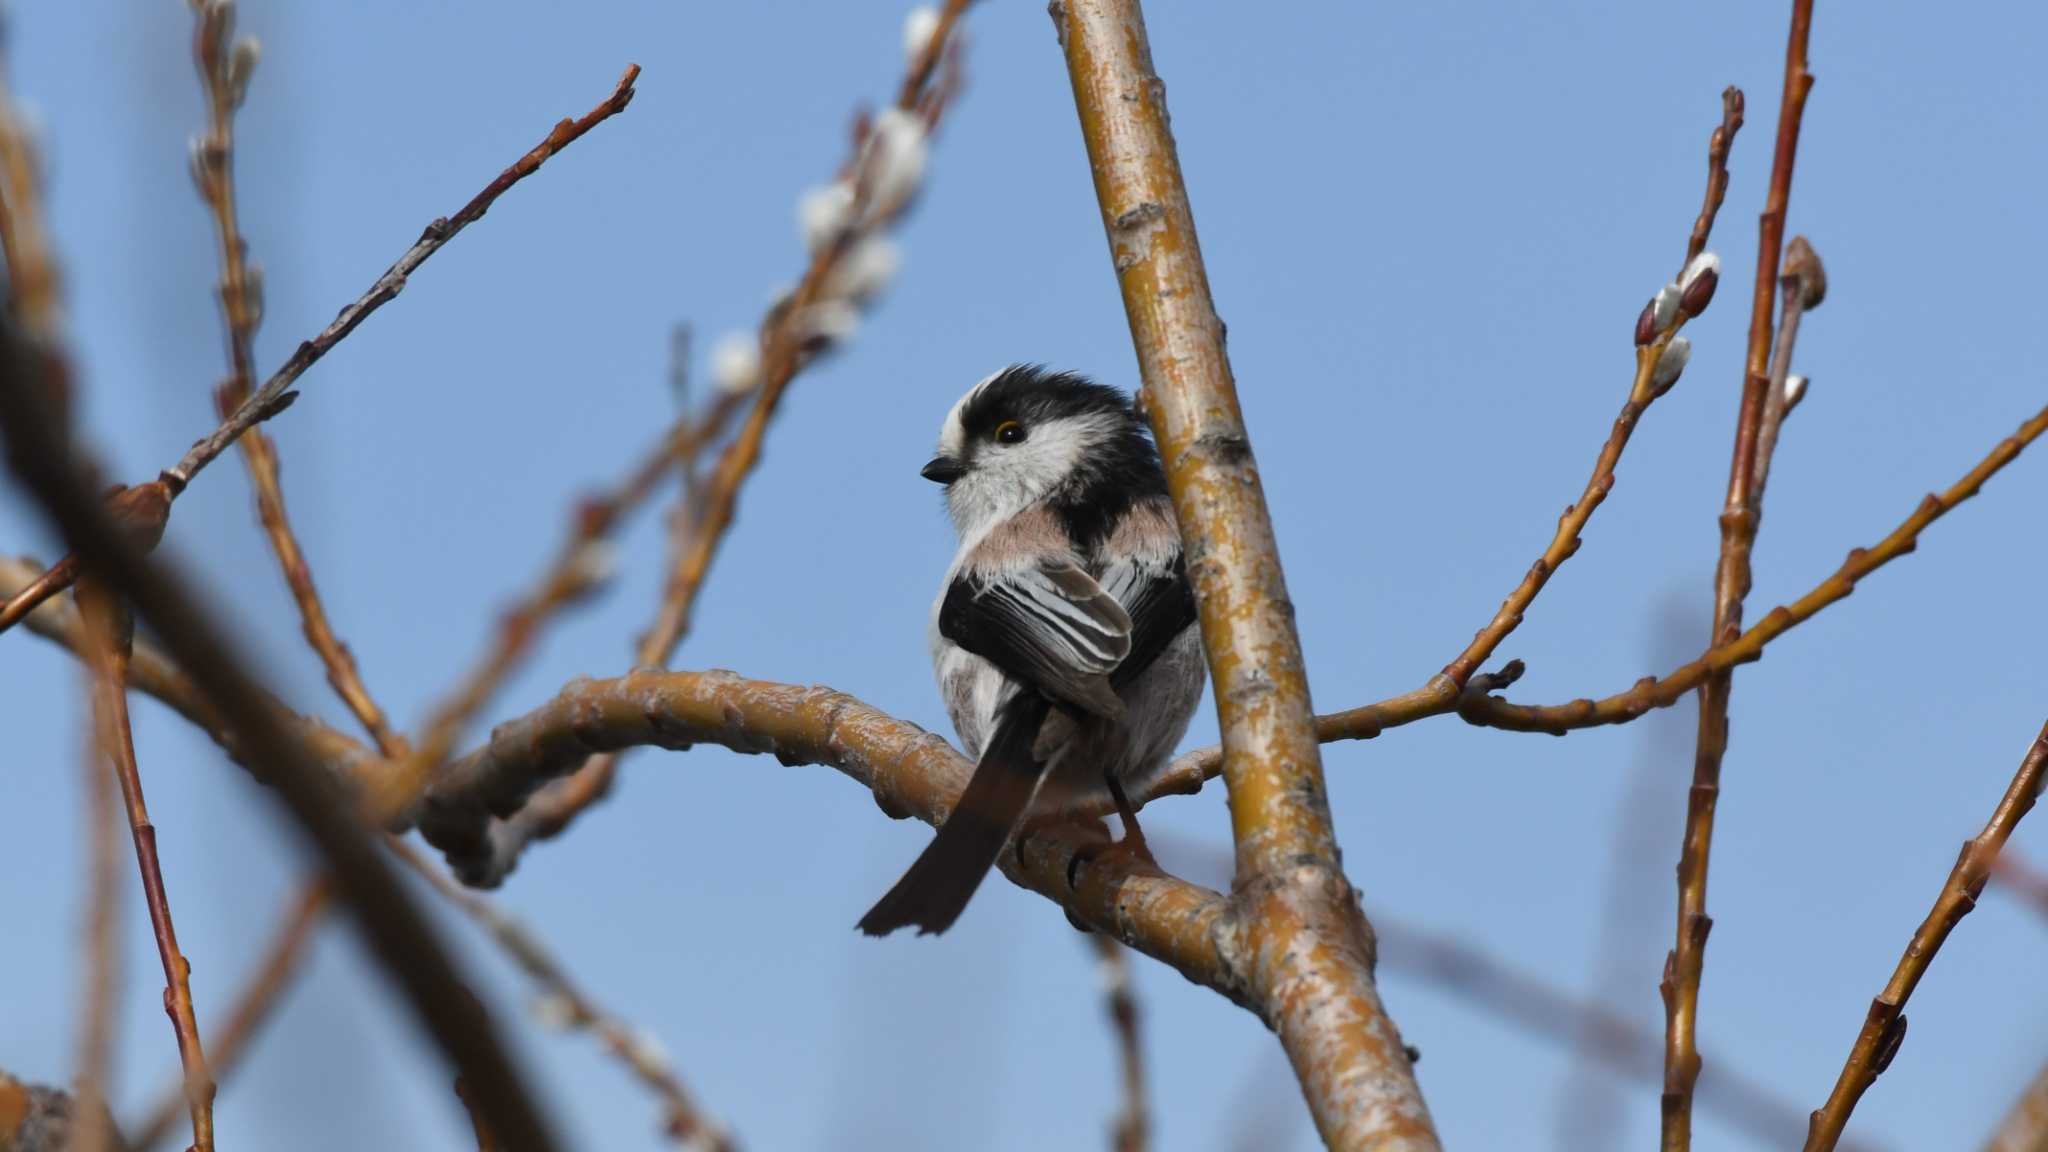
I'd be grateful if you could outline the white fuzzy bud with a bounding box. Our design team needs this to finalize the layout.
[823,235,900,304]
[1782,373,1808,413]
[626,1029,673,1075]
[903,6,942,63]
[227,37,261,109]
[860,107,927,222]
[563,540,616,595]
[1650,284,1682,335]
[709,331,761,396]
[1650,335,1692,394]
[1678,251,1719,294]
[797,181,855,254]
[794,299,861,349]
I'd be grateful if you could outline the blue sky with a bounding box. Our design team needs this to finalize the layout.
[3,3,2045,1149]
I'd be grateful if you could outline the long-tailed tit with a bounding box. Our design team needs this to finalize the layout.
[858,366,1205,936]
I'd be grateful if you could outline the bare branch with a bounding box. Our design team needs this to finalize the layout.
[78,580,217,1151]
[1052,0,1435,1146]
[458,0,976,882]
[128,882,330,1152]
[0,64,642,638]
[71,662,125,1152]
[1805,717,2048,1150]
[0,312,563,1152]
[1666,3,1815,1143]
[1090,935,1150,1152]
[1984,1056,2048,1152]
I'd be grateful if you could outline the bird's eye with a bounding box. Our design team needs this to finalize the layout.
[993,420,1026,445]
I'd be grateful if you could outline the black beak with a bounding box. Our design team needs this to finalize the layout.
[920,456,966,485]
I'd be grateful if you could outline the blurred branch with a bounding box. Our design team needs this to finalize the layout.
[1986,1058,2048,1152]
[0,311,562,1151]
[456,0,976,885]
[0,64,641,638]
[1667,1,1815,1143]
[72,659,125,1152]
[1373,915,1888,1152]
[1089,935,1149,1152]
[186,0,403,758]
[1804,717,2048,1150]
[1052,0,1435,1147]
[1992,853,2048,924]
[1162,398,2048,788]
[128,882,330,1152]
[392,839,738,1150]
[78,581,217,1152]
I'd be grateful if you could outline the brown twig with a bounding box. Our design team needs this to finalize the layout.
[1054,1,1435,1146]
[1160,398,2047,789]
[1665,5,1814,1145]
[456,0,974,884]
[187,0,403,757]
[0,64,642,638]
[455,1078,500,1152]
[1686,88,1746,266]
[392,840,738,1150]
[128,881,331,1152]
[1804,717,2048,1151]
[0,313,562,1152]
[1090,935,1149,1152]
[78,579,217,1152]
[72,659,126,1152]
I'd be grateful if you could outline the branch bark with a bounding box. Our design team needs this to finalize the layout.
[1804,717,2048,1150]
[1667,6,1814,1143]
[1052,1,1436,1146]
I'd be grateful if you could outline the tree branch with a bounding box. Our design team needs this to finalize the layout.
[0,313,563,1152]
[1665,3,1814,1144]
[1052,0,1435,1146]
[0,64,641,638]
[1984,1056,2048,1152]
[1089,934,1150,1152]
[453,0,976,883]
[78,581,217,1152]
[1804,717,2048,1150]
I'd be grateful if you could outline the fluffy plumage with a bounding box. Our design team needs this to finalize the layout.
[858,366,1203,936]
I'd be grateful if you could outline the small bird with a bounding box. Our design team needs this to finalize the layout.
[858,365,1205,936]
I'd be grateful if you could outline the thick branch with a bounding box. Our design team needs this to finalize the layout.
[1053,0,1435,1146]
[1805,717,2048,1150]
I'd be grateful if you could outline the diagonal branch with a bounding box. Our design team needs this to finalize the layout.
[0,312,563,1152]
[455,0,975,883]
[0,64,641,638]
[1052,0,1434,1146]
[1804,717,2048,1151]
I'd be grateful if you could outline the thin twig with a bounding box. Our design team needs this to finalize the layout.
[1054,1,1435,1146]
[1686,88,1746,266]
[456,0,975,883]
[1160,400,2046,799]
[1665,4,1814,1145]
[78,579,217,1152]
[1804,717,2048,1151]
[1089,935,1149,1152]
[0,312,563,1152]
[187,0,404,757]
[128,882,331,1152]
[0,64,642,638]
[392,840,738,1150]
[72,660,125,1152]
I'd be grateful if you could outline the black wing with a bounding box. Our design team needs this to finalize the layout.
[1098,550,1197,690]
[938,558,1130,719]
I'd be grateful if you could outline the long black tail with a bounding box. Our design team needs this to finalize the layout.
[857,694,1052,936]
